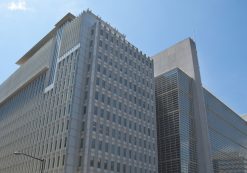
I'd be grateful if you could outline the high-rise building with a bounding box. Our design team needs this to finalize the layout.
[1,10,246,173]
[153,38,247,173]
[0,10,158,173]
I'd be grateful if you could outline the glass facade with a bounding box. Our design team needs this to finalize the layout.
[155,67,247,173]
[155,68,197,173]
[204,89,247,173]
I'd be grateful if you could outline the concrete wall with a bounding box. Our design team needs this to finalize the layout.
[153,38,196,79]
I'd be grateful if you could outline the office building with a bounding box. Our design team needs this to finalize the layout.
[153,38,247,173]
[1,9,246,173]
[0,10,158,173]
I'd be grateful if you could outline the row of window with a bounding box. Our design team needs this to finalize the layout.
[0,73,45,120]
[93,107,154,137]
[91,138,155,160]
[96,65,153,96]
[93,105,153,127]
[97,51,152,76]
[45,154,65,170]
[96,77,153,103]
[90,156,156,173]
[97,25,152,68]
[94,89,154,115]
[97,48,152,76]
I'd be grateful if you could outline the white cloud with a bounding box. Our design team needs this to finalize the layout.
[7,0,27,11]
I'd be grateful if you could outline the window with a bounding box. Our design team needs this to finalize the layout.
[100,108,104,118]
[103,68,106,75]
[62,155,65,166]
[78,156,81,167]
[105,142,109,152]
[94,106,98,115]
[90,158,94,167]
[107,97,111,105]
[113,114,116,122]
[59,139,62,149]
[117,162,120,172]
[97,64,101,72]
[118,116,121,125]
[92,121,97,131]
[97,159,101,168]
[96,78,100,85]
[112,129,116,138]
[91,139,95,149]
[52,157,55,168]
[117,146,121,156]
[104,55,108,62]
[111,144,115,154]
[118,131,121,140]
[106,111,110,120]
[64,137,67,147]
[87,64,91,72]
[95,91,99,100]
[106,126,109,136]
[102,80,106,88]
[80,138,83,148]
[111,161,114,171]
[98,141,102,150]
[123,164,126,173]
[83,106,87,114]
[104,160,108,170]
[123,148,126,157]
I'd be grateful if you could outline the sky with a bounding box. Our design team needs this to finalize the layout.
[0,0,246,115]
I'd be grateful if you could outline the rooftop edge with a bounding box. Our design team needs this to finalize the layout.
[16,13,75,65]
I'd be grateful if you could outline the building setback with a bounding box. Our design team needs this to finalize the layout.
[153,38,247,173]
[0,10,158,173]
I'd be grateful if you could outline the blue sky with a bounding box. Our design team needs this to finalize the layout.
[0,0,246,115]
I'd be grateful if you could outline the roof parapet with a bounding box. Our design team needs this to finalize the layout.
[55,13,75,28]
[16,13,75,65]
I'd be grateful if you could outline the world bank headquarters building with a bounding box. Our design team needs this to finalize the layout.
[0,10,247,173]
